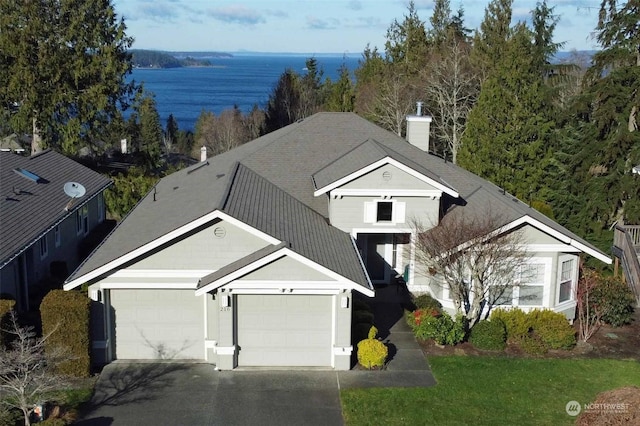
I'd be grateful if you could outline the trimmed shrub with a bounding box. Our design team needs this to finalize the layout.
[518,332,547,356]
[352,298,372,313]
[357,327,388,369]
[412,293,442,312]
[40,290,91,377]
[491,308,530,340]
[0,299,15,347]
[470,319,507,351]
[528,309,576,350]
[409,310,465,346]
[590,275,635,327]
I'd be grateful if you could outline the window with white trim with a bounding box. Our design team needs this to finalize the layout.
[518,263,545,306]
[54,225,61,248]
[558,258,575,303]
[39,235,48,259]
[364,200,406,224]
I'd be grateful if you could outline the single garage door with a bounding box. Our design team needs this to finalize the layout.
[237,294,333,367]
[110,289,204,360]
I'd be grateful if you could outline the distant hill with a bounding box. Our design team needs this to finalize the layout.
[129,50,231,68]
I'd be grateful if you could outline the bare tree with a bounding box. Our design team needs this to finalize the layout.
[364,71,417,136]
[0,312,69,426]
[424,34,479,163]
[576,268,611,342]
[412,209,529,329]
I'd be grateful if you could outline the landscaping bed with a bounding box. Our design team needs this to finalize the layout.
[418,309,640,361]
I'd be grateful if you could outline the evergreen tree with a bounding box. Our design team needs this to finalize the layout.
[263,69,301,134]
[471,0,514,78]
[429,0,452,47]
[166,114,179,148]
[136,95,163,167]
[459,24,553,202]
[0,0,137,154]
[384,1,429,74]
[554,0,640,247]
[324,63,355,112]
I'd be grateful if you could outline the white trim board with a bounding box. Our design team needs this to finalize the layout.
[64,210,281,290]
[195,246,374,297]
[502,216,611,264]
[313,157,459,198]
[330,189,442,198]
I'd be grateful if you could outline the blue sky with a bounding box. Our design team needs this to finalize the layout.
[113,0,603,53]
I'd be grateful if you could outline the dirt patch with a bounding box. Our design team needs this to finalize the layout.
[419,310,640,360]
[575,386,640,425]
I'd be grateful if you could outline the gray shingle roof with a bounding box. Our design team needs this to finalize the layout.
[66,112,609,287]
[222,163,370,287]
[0,150,112,268]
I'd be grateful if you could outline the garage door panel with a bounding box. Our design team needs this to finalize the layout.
[237,295,332,367]
[110,289,204,360]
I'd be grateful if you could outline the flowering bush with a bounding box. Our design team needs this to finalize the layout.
[408,310,465,345]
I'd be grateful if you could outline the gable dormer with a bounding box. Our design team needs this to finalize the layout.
[312,140,458,233]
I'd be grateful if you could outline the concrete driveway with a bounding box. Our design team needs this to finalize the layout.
[77,363,345,426]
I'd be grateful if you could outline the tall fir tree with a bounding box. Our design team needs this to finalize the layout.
[554,0,640,250]
[0,0,137,155]
[458,24,553,203]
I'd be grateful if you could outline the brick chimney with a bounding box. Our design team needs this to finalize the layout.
[406,101,432,152]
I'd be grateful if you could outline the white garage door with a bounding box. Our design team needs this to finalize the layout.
[237,295,333,367]
[110,289,204,360]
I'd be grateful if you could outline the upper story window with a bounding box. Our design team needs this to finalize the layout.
[76,205,89,236]
[54,225,61,248]
[364,200,406,225]
[98,194,105,222]
[39,235,48,259]
[377,202,393,222]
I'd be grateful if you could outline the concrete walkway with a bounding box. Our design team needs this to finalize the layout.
[338,284,436,389]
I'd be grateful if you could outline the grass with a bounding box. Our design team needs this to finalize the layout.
[341,356,640,426]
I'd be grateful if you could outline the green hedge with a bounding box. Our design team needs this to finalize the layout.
[490,308,576,354]
[590,275,635,327]
[40,290,91,377]
[0,299,15,347]
[412,293,442,313]
[469,319,507,351]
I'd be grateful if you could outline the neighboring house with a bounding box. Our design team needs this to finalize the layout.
[0,150,111,310]
[64,112,610,370]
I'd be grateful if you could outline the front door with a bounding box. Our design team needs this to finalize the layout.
[357,234,392,284]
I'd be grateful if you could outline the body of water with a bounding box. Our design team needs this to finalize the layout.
[129,54,361,131]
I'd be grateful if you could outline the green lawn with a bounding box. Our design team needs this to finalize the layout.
[341,356,640,426]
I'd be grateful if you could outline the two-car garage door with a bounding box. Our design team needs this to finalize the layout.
[109,291,334,367]
[110,289,204,360]
[237,294,333,367]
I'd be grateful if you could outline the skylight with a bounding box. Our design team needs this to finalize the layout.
[13,168,44,183]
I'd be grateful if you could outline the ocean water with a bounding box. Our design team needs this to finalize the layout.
[129,54,361,131]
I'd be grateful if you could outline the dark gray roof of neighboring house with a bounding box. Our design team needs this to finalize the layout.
[0,150,112,268]
[67,112,609,285]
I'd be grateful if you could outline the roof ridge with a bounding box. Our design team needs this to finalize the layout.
[219,161,242,210]
[310,138,384,177]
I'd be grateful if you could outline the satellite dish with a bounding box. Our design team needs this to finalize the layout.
[63,182,86,212]
[63,182,86,198]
